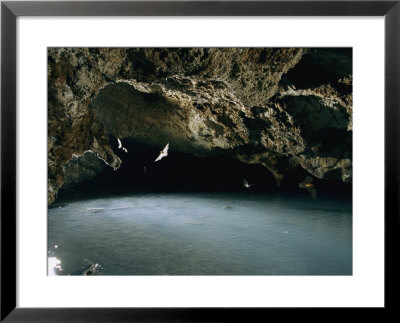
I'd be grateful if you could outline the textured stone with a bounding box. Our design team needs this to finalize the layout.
[61,151,108,189]
[48,48,352,205]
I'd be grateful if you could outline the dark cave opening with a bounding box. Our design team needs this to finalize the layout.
[282,48,352,89]
[56,137,352,204]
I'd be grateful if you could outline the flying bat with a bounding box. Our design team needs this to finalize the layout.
[243,179,255,188]
[155,143,169,162]
[299,176,317,199]
[117,138,128,153]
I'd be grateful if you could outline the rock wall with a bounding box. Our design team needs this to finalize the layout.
[48,48,352,205]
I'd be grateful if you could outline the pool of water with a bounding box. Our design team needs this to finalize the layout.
[48,191,352,275]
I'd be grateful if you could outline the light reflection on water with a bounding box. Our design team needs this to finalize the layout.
[48,192,352,275]
[47,257,62,276]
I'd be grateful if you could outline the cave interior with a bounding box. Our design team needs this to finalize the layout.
[51,48,353,204]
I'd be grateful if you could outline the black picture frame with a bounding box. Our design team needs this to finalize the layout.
[1,0,399,321]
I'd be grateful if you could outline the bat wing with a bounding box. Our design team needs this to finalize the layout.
[163,143,169,154]
[309,188,317,200]
[155,143,169,162]
[243,179,248,185]
[117,138,122,149]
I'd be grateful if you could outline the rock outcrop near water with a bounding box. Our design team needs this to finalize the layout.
[48,48,352,205]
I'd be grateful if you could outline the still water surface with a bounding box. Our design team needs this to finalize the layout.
[48,192,352,275]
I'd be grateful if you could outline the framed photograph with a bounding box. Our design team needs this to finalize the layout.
[1,0,399,321]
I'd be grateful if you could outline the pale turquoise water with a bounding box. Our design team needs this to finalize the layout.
[48,192,352,275]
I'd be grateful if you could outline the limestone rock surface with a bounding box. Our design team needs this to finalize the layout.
[48,48,352,205]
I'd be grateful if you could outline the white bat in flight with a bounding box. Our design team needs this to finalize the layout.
[243,179,255,188]
[117,138,128,153]
[155,143,169,162]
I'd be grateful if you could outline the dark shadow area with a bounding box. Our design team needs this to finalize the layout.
[277,95,352,159]
[283,48,352,89]
[281,165,352,199]
[55,138,352,204]
[56,138,276,203]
